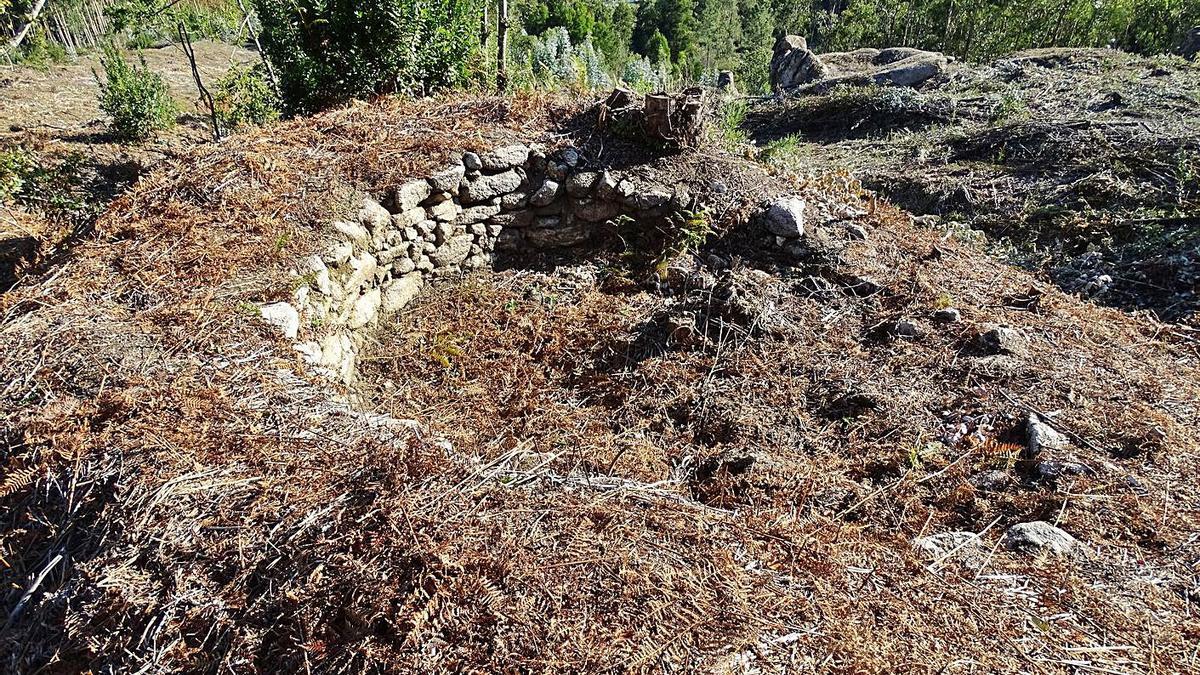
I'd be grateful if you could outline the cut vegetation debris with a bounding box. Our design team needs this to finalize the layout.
[2,62,1200,675]
[745,48,1200,325]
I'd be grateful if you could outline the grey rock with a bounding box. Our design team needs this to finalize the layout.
[527,222,588,248]
[333,220,371,248]
[381,273,423,313]
[457,204,502,226]
[323,241,353,267]
[488,211,535,229]
[426,200,460,222]
[559,147,580,167]
[496,229,524,251]
[933,307,962,323]
[392,206,427,229]
[394,180,433,212]
[596,172,621,200]
[433,221,455,245]
[500,191,529,210]
[969,470,1011,491]
[348,289,381,329]
[845,223,869,241]
[469,223,487,236]
[259,302,300,340]
[1036,460,1097,481]
[770,35,828,90]
[546,161,568,181]
[430,234,473,268]
[461,170,523,204]
[299,255,333,296]
[422,191,452,206]
[1002,521,1079,557]
[890,319,922,339]
[530,179,561,207]
[1181,26,1200,60]
[913,532,983,562]
[479,144,530,171]
[635,190,672,210]
[462,152,483,172]
[978,326,1026,355]
[344,252,378,294]
[428,164,466,192]
[762,197,807,238]
[573,199,622,223]
[395,258,416,275]
[1027,413,1070,458]
[403,227,419,242]
[566,171,600,196]
[358,198,391,232]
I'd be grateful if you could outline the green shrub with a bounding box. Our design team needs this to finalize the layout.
[252,0,480,115]
[95,43,179,141]
[0,146,89,216]
[13,27,69,70]
[106,0,245,47]
[213,64,280,132]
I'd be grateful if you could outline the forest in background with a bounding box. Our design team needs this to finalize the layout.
[2,0,1199,114]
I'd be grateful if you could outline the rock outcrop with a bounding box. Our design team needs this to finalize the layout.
[1181,26,1200,61]
[770,35,829,91]
[770,36,951,93]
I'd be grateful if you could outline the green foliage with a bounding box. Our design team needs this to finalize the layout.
[759,133,803,165]
[106,0,245,48]
[213,64,280,131]
[0,146,89,216]
[714,99,749,150]
[252,0,479,115]
[776,0,1200,61]
[646,29,670,65]
[11,27,69,69]
[95,42,178,141]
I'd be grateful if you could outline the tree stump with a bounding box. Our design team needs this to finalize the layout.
[599,87,708,149]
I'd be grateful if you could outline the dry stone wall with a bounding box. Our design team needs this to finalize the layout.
[260,142,693,383]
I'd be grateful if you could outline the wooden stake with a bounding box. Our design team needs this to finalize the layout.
[496,0,508,92]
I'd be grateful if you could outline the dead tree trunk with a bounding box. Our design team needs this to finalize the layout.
[7,0,49,53]
[178,23,221,141]
[496,0,508,92]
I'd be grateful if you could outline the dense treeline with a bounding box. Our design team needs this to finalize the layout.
[510,0,1199,88]
[4,0,1198,110]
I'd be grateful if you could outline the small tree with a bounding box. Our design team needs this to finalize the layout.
[252,0,480,115]
[647,29,670,66]
[95,42,178,141]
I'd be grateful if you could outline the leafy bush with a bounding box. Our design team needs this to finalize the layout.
[213,64,280,132]
[13,27,69,70]
[622,56,668,93]
[252,0,479,115]
[106,0,245,48]
[0,146,88,215]
[95,42,179,141]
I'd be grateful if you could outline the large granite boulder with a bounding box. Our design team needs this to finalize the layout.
[770,35,829,91]
[1181,27,1200,61]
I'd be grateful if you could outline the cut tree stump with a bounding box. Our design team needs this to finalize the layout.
[598,87,708,149]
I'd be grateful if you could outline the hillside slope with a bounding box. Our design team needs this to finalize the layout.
[746,48,1200,325]
[0,88,1198,673]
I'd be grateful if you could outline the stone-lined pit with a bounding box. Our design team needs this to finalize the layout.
[259,142,732,383]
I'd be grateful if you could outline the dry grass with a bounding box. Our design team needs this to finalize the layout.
[1,90,1198,673]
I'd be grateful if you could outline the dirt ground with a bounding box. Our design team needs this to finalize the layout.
[0,41,257,287]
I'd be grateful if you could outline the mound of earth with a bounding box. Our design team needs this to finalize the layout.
[746,47,1200,325]
[1,91,1198,673]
